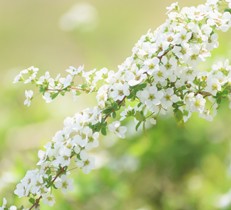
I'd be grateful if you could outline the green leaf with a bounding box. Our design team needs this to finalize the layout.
[81,83,88,89]
[39,85,47,94]
[102,107,113,115]
[51,92,59,99]
[127,109,135,117]
[224,8,231,13]
[101,126,107,136]
[29,198,35,204]
[89,122,101,132]
[135,121,142,131]
[135,111,145,121]
[112,111,116,118]
[46,168,52,175]
[112,102,119,110]
[174,109,183,122]
[137,102,143,107]
[128,83,147,100]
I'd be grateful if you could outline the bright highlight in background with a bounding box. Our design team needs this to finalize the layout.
[59,2,99,32]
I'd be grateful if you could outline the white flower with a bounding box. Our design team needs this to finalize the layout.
[55,175,74,193]
[120,106,133,121]
[10,1,231,209]
[166,2,179,13]
[161,88,180,109]
[14,183,26,198]
[125,70,147,87]
[72,134,87,148]
[37,71,50,85]
[137,85,164,108]
[66,65,84,76]
[92,68,108,86]
[110,82,130,101]
[43,194,55,206]
[85,132,99,150]
[13,73,23,84]
[59,75,73,88]
[96,85,109,108]
[76,151,95,174]
[13,66,39,84]
[143,57,160,75]
[185,93,206,114]
[42,92,53,103]
[52,146,71,167]
[205,78,221,96]
[108,121,127,139]
[24,66,39,84]
[24,90,33,106]
[14,169,42,197]
[149,118,157,125]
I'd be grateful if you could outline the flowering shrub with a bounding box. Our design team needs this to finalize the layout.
[1,0,231,209]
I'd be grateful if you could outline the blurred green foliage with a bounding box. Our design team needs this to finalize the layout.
[0,0,231,209]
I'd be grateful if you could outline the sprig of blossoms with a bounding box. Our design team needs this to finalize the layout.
[2,0,231,209]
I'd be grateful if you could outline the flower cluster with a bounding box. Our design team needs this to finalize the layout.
[2,0,231,209]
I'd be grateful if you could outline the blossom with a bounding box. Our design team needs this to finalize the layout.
[59,74,73,88]
[66,65,84,76]
[166,2,179,13]
[36,71,51,85]
[13,73,23,84]
[108,121,127,139]
[55,175,74,193]
[96,85,109,108]
[43,194,55,206]
[24,90,33,107]
[161,88,180,109]
[137,85,164,108]
[75,151,95,174]
[205,78,221,96]
[109,82,130,101]
[143,57,160,75]
[13,66,38,84]
[8,0,231,209]
[185,93,206,114]
[42,92,52,103]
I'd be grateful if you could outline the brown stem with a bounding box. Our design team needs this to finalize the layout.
[102,96,126,122]
[27,39,175,210]
[46,86,92,93]
[197,91,213,97]
[28,167,66,210]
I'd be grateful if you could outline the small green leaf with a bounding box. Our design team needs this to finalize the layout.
[127,109,135,117]
[29,198,35,204]
[112,112,116,118]
[128,83,147,100]
[51,92,59,99]
[135,111,145,121]
[135,121,142,131]
[224,8,231,13]
[174,109,183,122]
[39,85,47,94]
[137,102,143,107]
[101,126,107,136]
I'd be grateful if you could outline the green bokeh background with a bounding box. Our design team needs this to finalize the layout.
[0,0,231,209]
